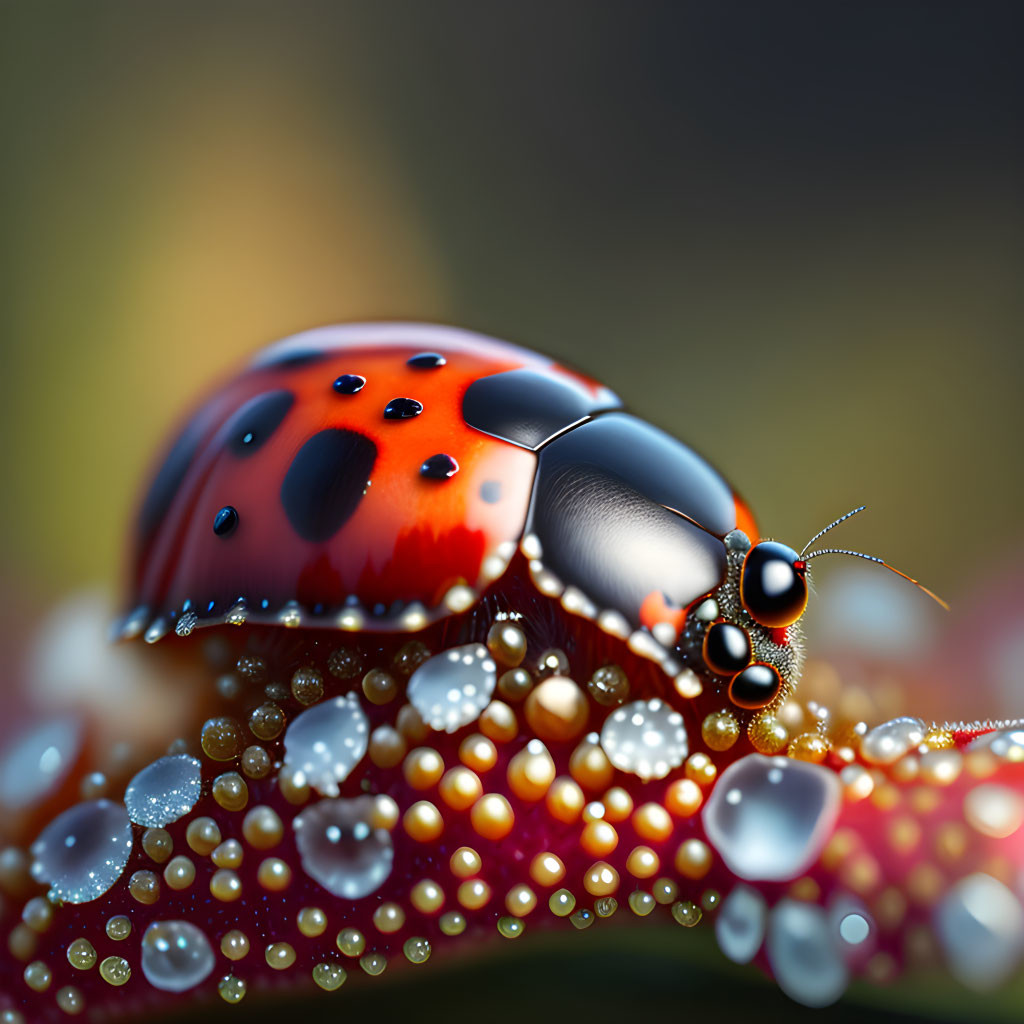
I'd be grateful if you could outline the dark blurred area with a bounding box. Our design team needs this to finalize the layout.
[1,1,1022,1019]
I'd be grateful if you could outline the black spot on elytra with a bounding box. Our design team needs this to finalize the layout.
[480,480,502,503]
[280,429,377,543]
[213,506,239,536]
[462,368,619,450]
[407,352,446,369]
[383,397,423,420]
[224,390,294,456]
[420,453,459,479]
[137,413,207,546]
[333,374,366,395]
[257,349,327,370]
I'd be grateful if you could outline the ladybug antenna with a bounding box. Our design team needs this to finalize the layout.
[799,505,867,557]
[801,547,950,611]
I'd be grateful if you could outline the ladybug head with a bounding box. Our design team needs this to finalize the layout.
[740,540,808,629]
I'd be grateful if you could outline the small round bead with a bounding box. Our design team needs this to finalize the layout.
[66,939,96,971]
[470,793,514,840]
[373,903,405,934]
[459,734,497,772]
[186,816,222,855]
[397,704,429,743]
[439,767,483,810]
[328,646,364,680]
[497,668,533,702]
[105,917,131,941]
[201,716,244,760]
[403,801,444,842]
[788,732,830,763]
[359,953,387,976]
[569,738,614,791]
[210,869,242,901]
[249,703,286,740]
[549,888,576,916]
[537,648,570,677]
[362,668,398,705]
[439,911,466,936]
[410,879,445,914]
[505,884,537,916]
[672,900,702,926]
[163,856,196,890]
[497,916,525,939]
[258,858,292,891]
[278,765,311,805]
[403,936,432,964]
[530,852,566,886]
[457,879,492,910]
[212,772,249,812]
[297,907,328,938]
[241,744,272,778]
[392,641,431,676]
[685,752,717,786]
[525,678,589,742]
[629,890,656,917]
[266,942,296,970]
[583,861,620,896]
[211,839,244,869]
[218,975,246,1004]
[312,963,347,991]
[487,622,527,667]
[291,666,324,705]
[403,748,445,789]
[748,712,789,754]
[653,877,678,904]
[369,727,406,769]
[128,870,160,904]
[450,847,482,878]
[626,846,660,878]
[243,806,283,848]
[55,986,84,1015]
[602,786,634,822]
[665,778,703,817]
[23,961,52,992]
[98,956,130,986]
[479,701,518,743]
[580,820,618,857]
[632,802,674,842]
[371,794,400,831]
[506,741,556,801]
[141,828,173,863]
[701,709,740,751]
[336,928,365,957]
[569,908,594,929]
[594,896,618,917]
[546,777,585,823]
[586,665,630,706]
[674,838,713,879]
[21,897,54,932]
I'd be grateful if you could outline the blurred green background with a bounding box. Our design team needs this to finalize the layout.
[2,1,1022,611]
[0,4,1022,1018]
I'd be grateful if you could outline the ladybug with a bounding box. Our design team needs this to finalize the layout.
[124,322,937,716]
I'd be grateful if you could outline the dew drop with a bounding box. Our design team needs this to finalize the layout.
[599,698,688,781]
[283,693,369,796]
[140,920,215,993]
[0,716,81,811]
[715,884,767,964]
[407,644,497,733]
[860,716,925,765]
[701,754,840,882]
[31,800,133,903]
[767,899,848,1007]
[124,755,202,828]
[294,797,393,899]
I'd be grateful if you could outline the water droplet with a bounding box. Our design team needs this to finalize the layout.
[860,716,925,765]
[31,799,133,903]
[383,397,423,419]
[838,912,870,945]
[702,754,840,882]
[715,884,767,964]
[599,698,688,781]
[407,644,497,733]
[140,920,214,993]
[935,873,1024,991]
[124,755,202,828]
[294,797,393,899]
[969,728,1024,761]
[0,716,81,810]
[419,454,459,480]
[407,352,446,369]
[767,900,848,1007]
[283,693,369,796]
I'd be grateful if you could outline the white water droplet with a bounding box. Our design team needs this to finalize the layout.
[0,716,81,810]
[294,796,393,899]
[702,754,840,882]
[860,716,925,765]
[716,884,766,964]
[141,920,214,992]
[283,692,369,796]
[599,698,687,781]
[767,899,848,1007]
[124,754,202,828]
[30,799,133,903]
[407,644,496,733]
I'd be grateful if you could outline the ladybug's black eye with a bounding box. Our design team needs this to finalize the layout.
[740,541,807,628]
[728,662,782,709]
[702,622,751,676]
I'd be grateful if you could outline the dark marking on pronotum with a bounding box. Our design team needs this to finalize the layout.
[384,397,423,420]
[256,349,328,370]
[213,506,239,537]
[224,390,294,456]
[480,480,502,503]
[280,429,377,543]
[407,352,446,369]
[420,454,459,480]
[333,374,366,395]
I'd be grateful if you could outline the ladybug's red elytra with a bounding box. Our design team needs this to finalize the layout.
[123,322,833,712]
